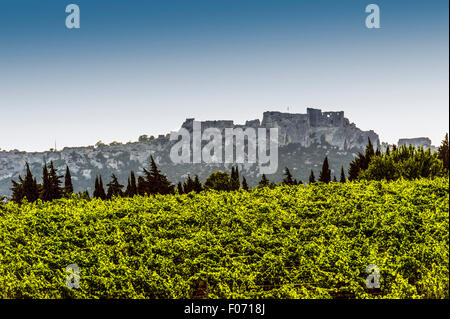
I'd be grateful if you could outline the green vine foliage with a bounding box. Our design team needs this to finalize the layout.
[0,177,448,299]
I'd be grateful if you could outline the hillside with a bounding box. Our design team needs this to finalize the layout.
[0,177,448,298]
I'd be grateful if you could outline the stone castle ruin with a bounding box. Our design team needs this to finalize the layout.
[181,108,379,151]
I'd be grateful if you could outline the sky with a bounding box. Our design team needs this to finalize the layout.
[0,0,448,152]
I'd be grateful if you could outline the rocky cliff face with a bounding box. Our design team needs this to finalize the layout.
[0,108,385,197]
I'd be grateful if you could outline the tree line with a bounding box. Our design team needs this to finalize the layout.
[9,133,449,203]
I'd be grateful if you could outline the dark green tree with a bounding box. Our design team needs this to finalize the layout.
[333,176,337,182]
[11,178,24,203]
[137,176,147,196]
[23,163,39,202]
[64,166,74,195]
[282,167,295,185]
[106,174,124,199]
[230,166,240,191]
[183,175,195,193]
[93,175,107,199]
[308,170,316,184]
[204,171,231,191]
[124,171,138,197]
[258,174,270,187]
[177,182,184,194]
[242,176,249,191]
[129,171,138,196]
[438,133,449,172]
[40,163,52,201]
[11,163,39,203]
[142,156,174,195]
[318,156,331,183]
[193,175,203,193]
[340,166,346,183]
[48,161,63,200]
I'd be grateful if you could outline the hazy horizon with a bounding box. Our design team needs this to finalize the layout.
[1,0,448,152]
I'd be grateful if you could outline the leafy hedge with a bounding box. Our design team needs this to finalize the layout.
[0,177,448,299]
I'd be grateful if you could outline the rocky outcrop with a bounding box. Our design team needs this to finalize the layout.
[0,108,431,197]
[260,108,379,149]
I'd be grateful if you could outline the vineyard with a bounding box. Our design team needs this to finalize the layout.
[0,177,448,299]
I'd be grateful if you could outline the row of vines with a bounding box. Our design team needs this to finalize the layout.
[0,177,448,298]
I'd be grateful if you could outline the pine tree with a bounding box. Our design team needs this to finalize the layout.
[282,167,295,185]
[438,133,449,172]
[142,156,174,195]
[64,166,74,195]
[106,174,124,199]
[386,146,391,156]
[309,170,316,184]
[319,156,331,183]
[340,166,346,183]
[333,176,337,182]
[242,176,249,191]
[230,166,240,191]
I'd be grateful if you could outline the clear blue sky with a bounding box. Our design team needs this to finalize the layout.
[0,0,448,151]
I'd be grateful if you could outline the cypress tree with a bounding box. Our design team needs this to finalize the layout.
[98,176,107,200]
[129,171,137,196]
[64,165,74,195]
[230,166,240,191]
[48,161,63,200]
[340,166,346,183]
[309,170,316,184]
[40,163,52,201]
[23,163,39,202]
[386,146,391,156]
[242,176,249,191]
[318,156,331,183]
[124,177,131,197]
[177,182,184,194]
[333,176,337,182]
[193,175,203,193]
[183,175,195,193]
[93,176,100,198]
